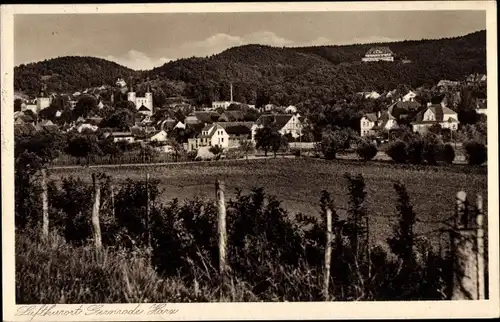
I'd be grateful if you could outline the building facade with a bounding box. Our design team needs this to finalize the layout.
[127,79,154,116]
[361,47,395,62]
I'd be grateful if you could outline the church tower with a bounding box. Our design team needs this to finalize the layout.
[36,83,51,112]
[127,76,136,105]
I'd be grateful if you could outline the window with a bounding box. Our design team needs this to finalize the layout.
[222,138,224,142]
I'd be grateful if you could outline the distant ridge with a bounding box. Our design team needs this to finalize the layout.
[15,30,486,105]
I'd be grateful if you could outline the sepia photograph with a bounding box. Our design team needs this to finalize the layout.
[2,1,499,320]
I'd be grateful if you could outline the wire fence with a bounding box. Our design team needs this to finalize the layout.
[37,168,488,301]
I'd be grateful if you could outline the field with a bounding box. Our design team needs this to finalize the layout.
[49,158,487,247]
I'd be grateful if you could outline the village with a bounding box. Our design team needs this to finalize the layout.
[8,5,493,308]
[13,48,488,164]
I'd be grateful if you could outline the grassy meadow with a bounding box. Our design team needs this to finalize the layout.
[49,158,487,247]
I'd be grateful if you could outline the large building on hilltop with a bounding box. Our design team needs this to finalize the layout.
[127,77,154,116]
[361,47,395,62]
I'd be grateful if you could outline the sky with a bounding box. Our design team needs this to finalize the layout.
[14,11,486,70]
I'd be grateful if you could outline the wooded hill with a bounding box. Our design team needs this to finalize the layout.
[15,30,486,106]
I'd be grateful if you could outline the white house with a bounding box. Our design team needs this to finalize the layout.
[255,114,303,138]
[402,91,417,102]
[411,104,459,133]
[212,101,233,109]
[361,47,395,62]
[77,123,99,133]
[109,132,135,143]
[187,123,230,152]
[285,105,298,113]
[173,121,186,130]
[360,113,378,137]
[358,91,381,99]
[360,111,397,137]
[149,130,168,142]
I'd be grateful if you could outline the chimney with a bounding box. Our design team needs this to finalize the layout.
[377,111,381,119]
[230,83,233,102]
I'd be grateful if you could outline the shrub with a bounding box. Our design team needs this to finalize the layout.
[318,128,353,160]
[386,140,408,163]
[187,150,197,161]
[441,144,455,164]
[464,141,487,165]
[291,148,301,157]
[422,134,442,165]
[209,145,224,160]
[406,136,424,165]
[356,141,378,161]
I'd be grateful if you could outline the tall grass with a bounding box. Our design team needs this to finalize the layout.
[15,172,455,303]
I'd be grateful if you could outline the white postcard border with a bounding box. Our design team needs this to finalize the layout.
[2,2,499,320]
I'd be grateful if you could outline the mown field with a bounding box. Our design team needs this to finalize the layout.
[50,158,487,246]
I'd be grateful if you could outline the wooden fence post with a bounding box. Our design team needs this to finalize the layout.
[216,179,228,277]
[450,190,484,300]
[476,194,485,300]
[323,207,333,301]
[146,172,151,251]
[91,173,103,251]
[41,168,49,240]
[110,182,115,217]
[366,216,371,280]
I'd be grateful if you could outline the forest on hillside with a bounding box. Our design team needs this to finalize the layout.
[14,56,138,97]
[14,31,486,107]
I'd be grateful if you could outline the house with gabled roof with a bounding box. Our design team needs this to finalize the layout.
[387,100,422,122]
[255,114,303,138]
[360,113,378,137]
[361,47,394,62]
[411,104,459,133]
[185,111,220,125]
[402,90,418,102]
[218,110,245,122]
[187,123,229,152]
[218,122,255,147]
[360,109,399,137]
[149,130,168,142]
[138,104,153,116]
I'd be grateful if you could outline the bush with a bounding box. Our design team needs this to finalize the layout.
[291,148,301,157]
[407,137,424,165]
[187,150,197,161]
[422,134,442,165]
[386,140,408,163]
[464,141,487,165]
[441,144,455,164]
[356,141,378,161]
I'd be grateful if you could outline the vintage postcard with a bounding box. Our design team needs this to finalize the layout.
[2,1,499,320]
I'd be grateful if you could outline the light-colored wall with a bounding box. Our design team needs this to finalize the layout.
[151,131,167,142]
[113,136,135,143]
[37,97,51,111]
[211,127,230,148]
[360,116,375,137]
[280,115,303,138]
[423,109,435,121]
